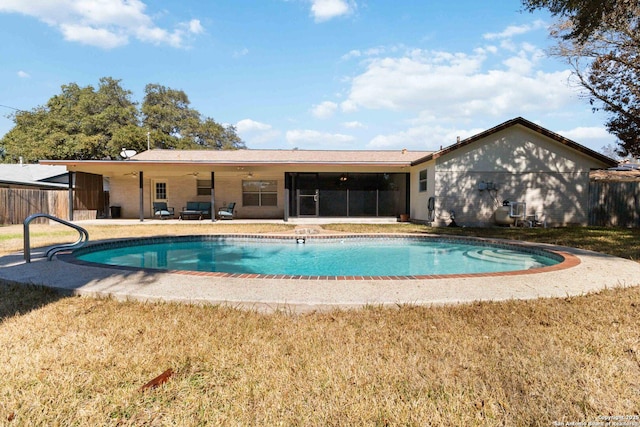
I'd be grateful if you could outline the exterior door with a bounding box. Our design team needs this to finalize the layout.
[297,173,319,216]
[152,180,168,212]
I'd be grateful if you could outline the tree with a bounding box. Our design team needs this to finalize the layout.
[1,78,245,162]
[1,78,139,162]
[192,118,245,150]
[522,0,625,41]
[141,83,245,150]
[522,0,640,156]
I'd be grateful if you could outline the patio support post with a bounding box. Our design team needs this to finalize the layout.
[405,173,410,217]
[210,171,215,222]
[68,171,74,221]
[284,173,289,222]
[139,171,144,222]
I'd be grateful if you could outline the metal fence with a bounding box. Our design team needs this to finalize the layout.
[588,181,640,227]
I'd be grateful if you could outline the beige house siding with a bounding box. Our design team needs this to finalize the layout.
[409,161,436,221]
[109,173,285,219]
[422,126,607,227]
[42,119,615,224]
[433,171,591,226]
[105,164,411,219]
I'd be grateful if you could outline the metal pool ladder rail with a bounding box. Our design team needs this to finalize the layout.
[23,213,90,263]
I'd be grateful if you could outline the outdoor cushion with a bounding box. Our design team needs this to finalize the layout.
[153,202,174,219]
[186,201,199,211]
[198,202,211,214]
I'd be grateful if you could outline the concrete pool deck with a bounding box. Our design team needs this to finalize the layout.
[2,227,640,312]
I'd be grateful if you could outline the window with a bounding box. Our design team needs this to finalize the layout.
[196,180,211,196]
[419,169,427,192]
[242,180,277,206]
[155,182,167,200]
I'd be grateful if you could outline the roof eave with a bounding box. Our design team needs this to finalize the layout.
[411,117,617,167]
[41,160,415,167]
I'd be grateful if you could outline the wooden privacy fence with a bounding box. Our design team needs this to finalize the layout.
[0,188,69,225]
[588,181,640,227]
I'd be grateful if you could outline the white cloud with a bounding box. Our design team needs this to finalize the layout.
[340,45,575,120]
[483,20,547,40]
[0,0,203,49]
[310,0,354,22]
[311,101,338,119]
[558,126,613,141]
[17,70,30,78]
[187,19,204,34]
[368,125,485,151]
[60,23,128,49]
[342,121,365,129]
[236,119,281,147]
[341,46,387,61]
[286,129,355,148]
[233,48,249,58]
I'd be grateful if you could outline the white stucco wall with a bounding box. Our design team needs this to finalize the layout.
[412,125,610,226]
[409,161,436,221]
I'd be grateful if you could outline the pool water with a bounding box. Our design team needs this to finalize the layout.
[75,237,560,277]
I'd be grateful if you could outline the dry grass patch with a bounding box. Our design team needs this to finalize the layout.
[1,283,640,425]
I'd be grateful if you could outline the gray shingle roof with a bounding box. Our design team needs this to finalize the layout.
[0,164,69,188]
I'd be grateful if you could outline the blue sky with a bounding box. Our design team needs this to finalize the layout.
[0,0,617,154]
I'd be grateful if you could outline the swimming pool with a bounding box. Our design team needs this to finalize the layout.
[70,235,563,278]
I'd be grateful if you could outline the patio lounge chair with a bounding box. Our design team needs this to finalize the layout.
[153,202,174,219]
[217,202,235,220]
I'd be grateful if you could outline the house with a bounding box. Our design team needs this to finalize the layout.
[0,163,69,189]
[42,117,616,226]
[410,117,616,226]
[0,163,71,224]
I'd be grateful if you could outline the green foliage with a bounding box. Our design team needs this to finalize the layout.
[1,77,245,163]
[523,0,640,156]
[142,83,245,150]
[521,0,621,41]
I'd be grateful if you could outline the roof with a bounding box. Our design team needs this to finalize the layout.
[411,117,617,167]
[0,164,69,188]
[129,149,432,165]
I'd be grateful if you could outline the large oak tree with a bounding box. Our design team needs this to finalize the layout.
[1,78,244,163]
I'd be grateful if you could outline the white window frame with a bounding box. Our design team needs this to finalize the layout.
[418,169,427,192]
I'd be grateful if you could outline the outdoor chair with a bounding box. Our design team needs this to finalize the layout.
[217,202,236,220]
[153,202,174,219]
[180,201,203,220]
[197,202,212,219]
[179,201,212,220]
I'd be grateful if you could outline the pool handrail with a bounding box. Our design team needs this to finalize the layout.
[23,213,90,263]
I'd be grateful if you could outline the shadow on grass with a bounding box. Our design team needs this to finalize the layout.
[0,280,68,322]
[425,226,640,261]
[322,224,640,260]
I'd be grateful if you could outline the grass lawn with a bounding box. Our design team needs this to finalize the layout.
[1,223,640,425]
